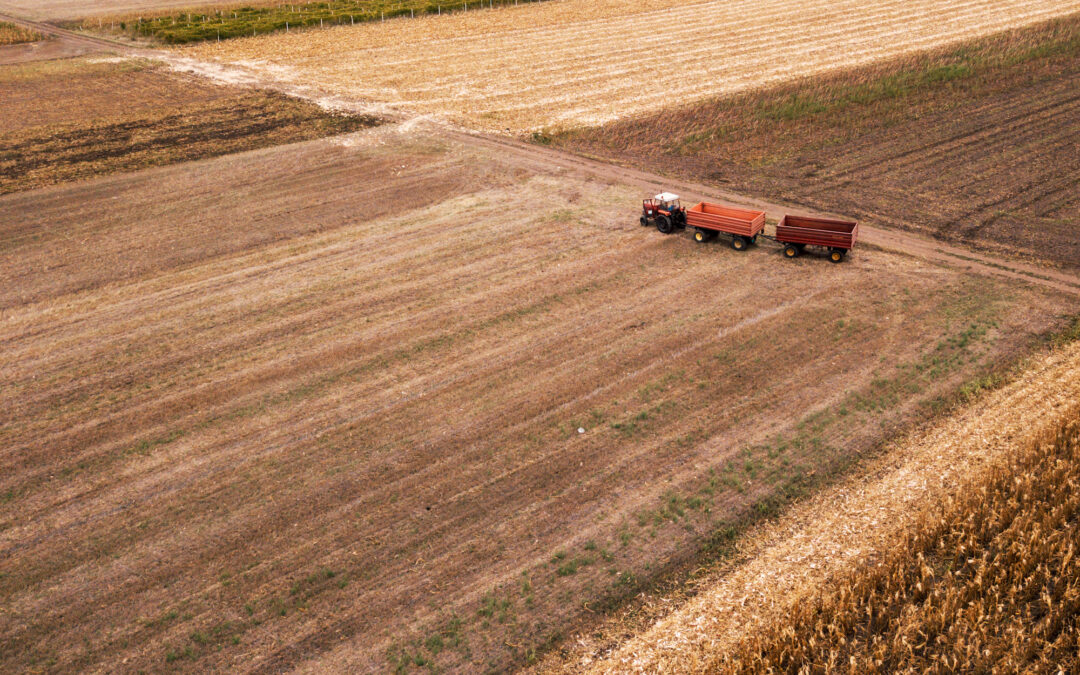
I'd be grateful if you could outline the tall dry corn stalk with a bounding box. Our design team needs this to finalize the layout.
[722,408,1080,673]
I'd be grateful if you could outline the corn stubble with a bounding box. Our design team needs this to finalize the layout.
[725,409,1080,673]
[186,0,1080,132]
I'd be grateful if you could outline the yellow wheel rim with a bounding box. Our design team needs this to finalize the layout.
[695,232,703,241]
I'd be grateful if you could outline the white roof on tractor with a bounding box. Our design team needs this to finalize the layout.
[655,192,679,202]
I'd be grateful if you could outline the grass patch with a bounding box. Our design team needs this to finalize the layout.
[0,21,41,46]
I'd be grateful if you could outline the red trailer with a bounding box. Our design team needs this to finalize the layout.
[775,215,858,263]
[685,202,766,251]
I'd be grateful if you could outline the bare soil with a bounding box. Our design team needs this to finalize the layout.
[0,58,378,194]
[1,122,1075,673]
[554,15,1080,271]
[0,37,101,65]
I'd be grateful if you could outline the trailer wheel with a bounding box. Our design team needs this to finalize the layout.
[656,215,674,234]
[783,244,800,258]
[731,236,748,251]
[751,234,759,244]
[640,215,649,227]
[829,249,845,264]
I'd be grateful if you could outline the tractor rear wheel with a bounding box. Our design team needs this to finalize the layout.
[783,244,799,258]
[731,236,748,251]
[656,216,674,234]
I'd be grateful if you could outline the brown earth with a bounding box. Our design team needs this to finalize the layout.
[553,15,1080,272]
[1,121,1076,673]
[0,57,378,194]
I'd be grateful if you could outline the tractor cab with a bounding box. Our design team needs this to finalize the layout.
[641,192,686,233]
[643,192,682,216]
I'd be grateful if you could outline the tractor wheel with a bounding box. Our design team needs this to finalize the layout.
[694,229,708,243]
[731,236,748,251]
[656,215,674,234]
[783,244,800,258]
[640,215,649,227]
[829,249,845,264]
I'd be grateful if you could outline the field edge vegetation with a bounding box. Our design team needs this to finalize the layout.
[722,400,1080,672]
[71,0,554,44]
[0,21,43,45]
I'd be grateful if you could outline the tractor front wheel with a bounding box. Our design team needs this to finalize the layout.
[656,216,674,234]
[640,215,649,227]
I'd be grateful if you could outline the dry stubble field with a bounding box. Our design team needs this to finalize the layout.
[1,122,1076,672]
[180,0,1080,132]
[0,57,375,194]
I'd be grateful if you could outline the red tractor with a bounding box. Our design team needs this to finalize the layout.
[640,192,686,234]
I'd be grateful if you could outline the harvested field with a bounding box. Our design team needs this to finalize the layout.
[557,16,1080,268]
[181,0,1080,132]
[1,123,1076,673]
[74,0,554,44]
[573,328,1080,674]
[556,15,1080,272]
[0,58,377,193]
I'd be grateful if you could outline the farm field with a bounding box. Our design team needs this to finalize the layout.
[568,321,1080,674]
[0,57,375,193]
[1,121,1077,673]
[555,15,1080,271]
[182,0,1080,132]
[2,0,1080,671]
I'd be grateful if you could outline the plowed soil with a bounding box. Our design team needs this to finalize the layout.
[554,15,1080,271]
[1,122,1075,673]
[0,58,378,193]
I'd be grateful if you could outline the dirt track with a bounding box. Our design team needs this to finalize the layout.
[3,12,1076,299]
[454,131,1080,298]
